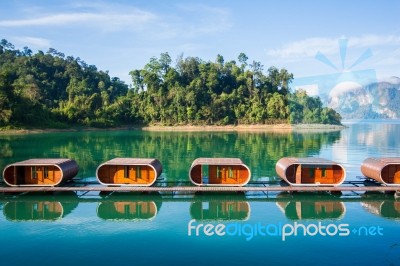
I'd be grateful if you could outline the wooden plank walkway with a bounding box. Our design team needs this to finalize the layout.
[0,185,399,193]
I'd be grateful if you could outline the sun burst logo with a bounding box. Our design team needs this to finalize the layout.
[292,38,377,114]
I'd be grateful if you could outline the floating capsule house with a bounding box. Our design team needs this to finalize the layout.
[361,157,400,186]
[96,158,162,186]
[276,157,346,186]
[189,158,251,186]
[2,159,79,187]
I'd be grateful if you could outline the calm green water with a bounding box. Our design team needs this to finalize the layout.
[0,122,400,266]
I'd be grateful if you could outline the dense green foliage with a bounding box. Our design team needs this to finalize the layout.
[0,39,341,128]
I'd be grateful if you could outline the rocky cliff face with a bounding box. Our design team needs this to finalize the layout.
[327,77,400,119]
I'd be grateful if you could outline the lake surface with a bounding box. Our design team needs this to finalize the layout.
[0,122,399,266]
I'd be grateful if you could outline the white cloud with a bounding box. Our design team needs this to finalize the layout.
[268,35,400,59]
[349,34,400,48]
[0,2,232,40]
[267,37,338,58]
[0,8,158,32]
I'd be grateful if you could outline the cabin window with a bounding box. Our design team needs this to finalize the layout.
[322,168,326,177]
[44,167,48,179]
[31,166,37,179]
[309,168,314,178]
[136,166,141,179]
[217,166,220,178]
[124,166,129,178]
[228,167,233,178]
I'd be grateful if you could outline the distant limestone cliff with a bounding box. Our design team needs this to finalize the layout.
[328,77,400,119]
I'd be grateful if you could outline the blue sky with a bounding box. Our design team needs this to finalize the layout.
[1,0,399,86]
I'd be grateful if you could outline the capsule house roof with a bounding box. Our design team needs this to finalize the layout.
[2,158,79,187]
[8,158,74,165]
[277,157,338,165]
[100,158,160,165]
[361,157,400,186]
[191,158,246,165]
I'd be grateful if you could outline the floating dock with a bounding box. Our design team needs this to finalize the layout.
[0,181,399,193]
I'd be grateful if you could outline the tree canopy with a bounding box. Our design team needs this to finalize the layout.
[0,39,341,128]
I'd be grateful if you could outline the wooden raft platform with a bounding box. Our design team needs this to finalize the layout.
[0,185,399,193]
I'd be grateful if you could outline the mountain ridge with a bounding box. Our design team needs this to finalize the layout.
[327,76,400,119]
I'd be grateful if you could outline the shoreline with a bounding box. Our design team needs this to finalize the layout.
[141,124,345,132]
[0,124,346,135]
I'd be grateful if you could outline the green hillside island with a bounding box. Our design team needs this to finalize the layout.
[0,39,341,129]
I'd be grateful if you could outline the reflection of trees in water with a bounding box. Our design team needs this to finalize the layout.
[0,130,340,181]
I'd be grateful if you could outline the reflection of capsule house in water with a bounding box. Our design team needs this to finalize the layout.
[96,158,162,186]
[3,193,79,221]
[276,157,346,186]
[276,192,346,220]
[97,193,162,220]
[190,194,250,221]
[189,158,251,186]
[361,193,400,219]
[361,157,400,186]
[2,159,79,186]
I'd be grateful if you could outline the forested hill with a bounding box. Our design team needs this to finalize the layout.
[0,39,341,128]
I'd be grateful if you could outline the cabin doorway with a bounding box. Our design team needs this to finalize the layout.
[15,166,25,185]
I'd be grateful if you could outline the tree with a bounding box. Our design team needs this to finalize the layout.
[159,52,172,76]
[238,52,248,70]
[267,93,288,119]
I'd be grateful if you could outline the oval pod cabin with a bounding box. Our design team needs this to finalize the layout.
[361,157,400,186]
[276,157,346,186]
[96,158,162,186]
[2,159,79,187]
[189,158,251,186]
